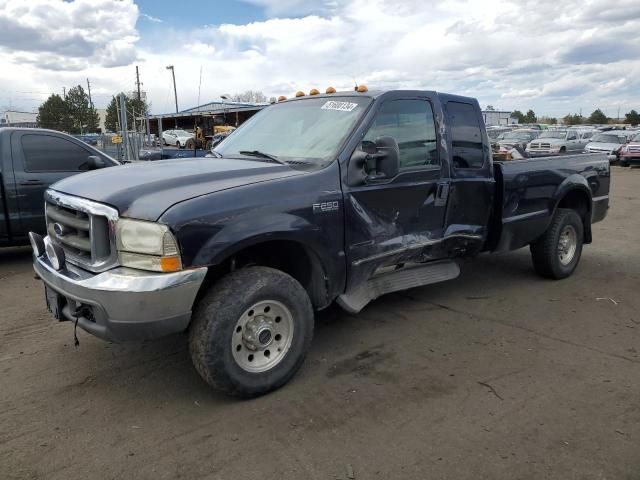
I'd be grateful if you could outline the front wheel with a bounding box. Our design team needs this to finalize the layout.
[176,141,182,148]
[189,267,314,397]
[530,208,584,279]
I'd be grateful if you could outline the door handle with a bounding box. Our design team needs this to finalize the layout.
[19,179,44,186]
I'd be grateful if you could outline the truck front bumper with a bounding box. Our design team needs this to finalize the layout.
[33,238,207,343]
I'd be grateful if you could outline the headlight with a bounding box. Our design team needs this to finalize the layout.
[116,218,182,272]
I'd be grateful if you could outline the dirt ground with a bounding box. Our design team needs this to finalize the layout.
[1,167,639,480]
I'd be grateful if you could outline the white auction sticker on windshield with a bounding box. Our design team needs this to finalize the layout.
[321,101,358,112]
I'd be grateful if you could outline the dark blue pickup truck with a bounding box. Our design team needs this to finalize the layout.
[30,89,610,397]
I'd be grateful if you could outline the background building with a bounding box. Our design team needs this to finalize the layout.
[1,110,38,128]
[482,110,518,126]
[145,99,268,135]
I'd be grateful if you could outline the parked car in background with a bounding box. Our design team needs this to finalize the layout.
[486,126,512,140]
[138,148,210,161]
[618,132,640,166]
[526,128,594,156]
[0,128,118,247]
[162,129,194,148]
[584,131,633,159]
[497,129,540,151]
[74,134,99,146]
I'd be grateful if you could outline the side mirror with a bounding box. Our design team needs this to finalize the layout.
[86,155,106,170]
[348,136,400,185]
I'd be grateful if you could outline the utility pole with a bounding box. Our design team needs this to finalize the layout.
[166,65,178,113]
[119,93,129,161]
[86,79,93,108]
[135,66,142,102]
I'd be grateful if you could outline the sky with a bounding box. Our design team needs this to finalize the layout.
[1,0,639,118]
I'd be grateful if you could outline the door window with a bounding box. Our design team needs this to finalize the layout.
[567,132,577,140]
[446,102,484,169]
[22,134,92,172]
[363,99,438,169]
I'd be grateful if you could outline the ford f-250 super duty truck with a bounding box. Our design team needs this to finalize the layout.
[30,89,610,397]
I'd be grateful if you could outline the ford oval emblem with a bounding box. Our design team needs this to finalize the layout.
[53,223,66,236]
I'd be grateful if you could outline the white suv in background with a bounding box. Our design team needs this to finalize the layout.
[526,128,594,156]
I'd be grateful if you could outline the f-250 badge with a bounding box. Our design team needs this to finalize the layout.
[313,201,339,213]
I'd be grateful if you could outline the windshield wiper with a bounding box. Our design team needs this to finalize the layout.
[238,150,287,165]
[209,149,223,158]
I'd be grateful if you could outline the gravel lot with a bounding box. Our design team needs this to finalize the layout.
[1,167,639,480]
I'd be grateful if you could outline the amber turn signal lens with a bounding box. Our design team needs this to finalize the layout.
[295,91,305,97]
[160,256,182,272]
[325,86,336,94]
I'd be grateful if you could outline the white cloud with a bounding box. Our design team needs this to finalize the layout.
[1,0,640,119]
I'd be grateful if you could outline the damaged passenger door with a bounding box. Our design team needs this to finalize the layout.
[342,94,449,289]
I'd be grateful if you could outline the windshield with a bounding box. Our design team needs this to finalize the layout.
[503,131,534,140]
[539,130,567,139]
[592,133,625,144]
[487,129,506,140]
[215,96,371,166]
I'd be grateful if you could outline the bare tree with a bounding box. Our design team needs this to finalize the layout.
[231,90,268,103]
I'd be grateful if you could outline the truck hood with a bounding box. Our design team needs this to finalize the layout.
[533,138,566,145]
[585,141,621,152]
[50,158,304,221]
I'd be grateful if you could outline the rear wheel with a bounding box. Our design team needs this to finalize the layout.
[185,138,196,150]
[530,208,584,279]
[205,140,213,151]
[189,267,314,397]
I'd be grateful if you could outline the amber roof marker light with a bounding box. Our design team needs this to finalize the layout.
[277,95,287,102]
[295,91,305,97]
[326,86,336,94]
[355,84,368,93]
[309,88,320,95]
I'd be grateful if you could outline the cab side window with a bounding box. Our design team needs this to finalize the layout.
[447,101,484,169]
[363,99,438,169]
[22,134,93,172]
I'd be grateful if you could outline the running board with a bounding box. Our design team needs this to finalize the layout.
[337,260,460,314]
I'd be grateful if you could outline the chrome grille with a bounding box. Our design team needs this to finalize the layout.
[44,190,119,272]
[628,146,640,153]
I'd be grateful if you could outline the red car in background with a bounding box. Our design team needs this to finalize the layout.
[618,132,640,167]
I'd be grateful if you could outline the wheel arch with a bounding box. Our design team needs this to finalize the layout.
[552,178,593,243]
[195,234,336,311]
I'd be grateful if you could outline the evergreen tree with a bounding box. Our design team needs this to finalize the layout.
[588,109,608,124]
[65,85,99,133]
[511,110,525,123]
[105,93,150,132]
[563,113,583,126]
[37,94,72,131]
[624,110,640,125]
[524,109,537,123]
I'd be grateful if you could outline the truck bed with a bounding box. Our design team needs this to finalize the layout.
[492,153,610,251]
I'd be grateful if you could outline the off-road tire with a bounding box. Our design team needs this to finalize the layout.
[530,208,584,279]
[189,267,314,397]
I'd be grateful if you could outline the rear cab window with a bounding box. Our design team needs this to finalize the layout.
[446,102,484,169]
